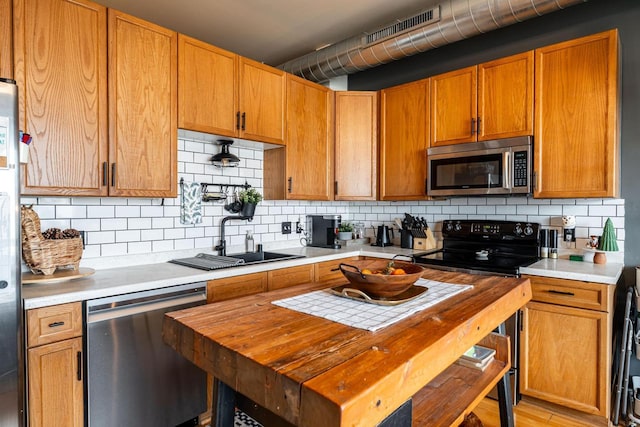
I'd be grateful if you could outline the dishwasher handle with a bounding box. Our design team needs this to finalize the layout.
[87,283,206,324]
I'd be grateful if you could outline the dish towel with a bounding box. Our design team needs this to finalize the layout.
[180,181,202,225]
[272,278,472,331]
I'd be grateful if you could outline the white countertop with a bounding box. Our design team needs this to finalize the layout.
[22,245,624,309]
[21,245,418,309]
[520,257,623,285]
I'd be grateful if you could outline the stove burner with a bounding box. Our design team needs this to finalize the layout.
[414,220,540,276]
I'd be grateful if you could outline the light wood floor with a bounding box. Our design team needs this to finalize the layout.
[474,398,609,427]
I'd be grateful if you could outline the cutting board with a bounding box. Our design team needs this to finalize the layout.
[22,267,95,284]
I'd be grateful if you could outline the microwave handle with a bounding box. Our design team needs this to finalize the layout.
[503,151,512,190]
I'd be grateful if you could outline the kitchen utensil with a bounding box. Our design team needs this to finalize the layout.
[400,229,414,249]
[337,260,425,298]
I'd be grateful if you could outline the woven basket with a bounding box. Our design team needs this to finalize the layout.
[21,206,83,275]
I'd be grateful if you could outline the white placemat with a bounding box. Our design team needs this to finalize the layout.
[272,278,473,332]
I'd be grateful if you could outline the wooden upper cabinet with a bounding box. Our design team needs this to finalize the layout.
[431,66,477,146]
[1,0,12,79]
[431,52,533,146]
[108,9,177,197]
[379,78,429,200]
[285,75,333,200]
[177,40,285,145]
[178,34,238,136]
[334,91,377,201]
[534,30,619,198]
[239,57,286,144]
[14,0,108,196]
[478,51,534,140]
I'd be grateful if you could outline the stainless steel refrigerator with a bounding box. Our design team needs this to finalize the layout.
[0,77,25,427]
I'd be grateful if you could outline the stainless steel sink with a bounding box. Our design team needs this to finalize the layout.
[227,251,305,264]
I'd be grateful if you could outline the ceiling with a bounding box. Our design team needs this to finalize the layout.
[94,0,436,67]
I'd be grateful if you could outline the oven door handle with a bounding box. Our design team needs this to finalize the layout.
[502,151,511,191]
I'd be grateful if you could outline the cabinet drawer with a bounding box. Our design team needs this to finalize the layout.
[27,302,83,348]
[207,272,268,303]
[314,257,358,286]
[524,275,613,312]
[268,264,314,290]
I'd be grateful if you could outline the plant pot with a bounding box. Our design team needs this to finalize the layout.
[338,231,353,240]
[593,251,607,265]
[241,202,256,218]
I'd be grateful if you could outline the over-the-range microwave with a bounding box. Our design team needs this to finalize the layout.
[427,136,532,197]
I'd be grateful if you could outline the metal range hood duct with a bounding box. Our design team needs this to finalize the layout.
[278,0,588,82]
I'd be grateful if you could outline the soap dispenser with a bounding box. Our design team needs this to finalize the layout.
[245,230,255,253]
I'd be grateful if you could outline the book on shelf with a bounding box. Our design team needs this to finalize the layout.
[455,344,496,371]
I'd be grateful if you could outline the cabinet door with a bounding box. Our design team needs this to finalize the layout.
[239,57,285,145]
[14,0,108,196]
[108,10,177,197]
[534,30,619,198]
[314,257,358,287]
[28,337,84,427]
[379,79,429,200]
[431,66,476,146]
[478,51,533,141]
[520,301,609,416]
[178,34,238,136]
[268,264,314,291]
[207,272,268,303]
[286,75,333,200]
[334,91,377,201]
[1,0,12,79]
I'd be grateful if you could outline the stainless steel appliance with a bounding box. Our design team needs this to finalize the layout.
[372,225,394,247]
[0,78,25,427]
[306,214,341,249]
[86,283,207,427]
[427,136,532,197]
[413,219,541,404]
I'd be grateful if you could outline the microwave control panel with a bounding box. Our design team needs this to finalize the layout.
[513,150,528,187]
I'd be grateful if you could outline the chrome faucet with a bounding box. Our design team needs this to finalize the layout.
[215,215,252,256]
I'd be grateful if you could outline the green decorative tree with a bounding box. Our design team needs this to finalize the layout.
[597,218,618,252]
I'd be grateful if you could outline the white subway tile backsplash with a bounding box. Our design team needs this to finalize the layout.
[88,206,114,218]
[23,133,626,263]
[141,229,164,241]
[88,231,115,245]
[101,218,128,231]
[115,206,141,217]
[116,230,141,242]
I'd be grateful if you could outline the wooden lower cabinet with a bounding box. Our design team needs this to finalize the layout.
[520,276,614,418]
[207,272,268,303]
[26,303,83,427]
[314,257,359,286]
[268,264,315,291]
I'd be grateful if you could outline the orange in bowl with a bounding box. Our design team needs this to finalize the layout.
[338,260,425,298]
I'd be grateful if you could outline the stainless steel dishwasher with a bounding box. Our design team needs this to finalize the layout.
[86,282,207,427]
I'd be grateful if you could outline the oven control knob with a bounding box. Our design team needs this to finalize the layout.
[524,224,534,236]
[445,222,453,232]
[514,224,523,236]
[454,222,462,232]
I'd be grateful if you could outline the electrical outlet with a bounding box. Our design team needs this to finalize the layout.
[296,221,303,234]
[281,221,292,234]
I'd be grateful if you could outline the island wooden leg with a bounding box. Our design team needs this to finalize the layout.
[496,321,515,427]
[212,378,236,427]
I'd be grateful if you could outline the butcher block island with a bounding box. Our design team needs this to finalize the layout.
[163,269,532,426]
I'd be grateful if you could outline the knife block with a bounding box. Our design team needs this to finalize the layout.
[412,228,437,251]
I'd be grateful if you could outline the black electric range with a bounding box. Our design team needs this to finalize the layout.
[413,219,541,277]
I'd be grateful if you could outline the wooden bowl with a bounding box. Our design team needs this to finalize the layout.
[338,259,425,298]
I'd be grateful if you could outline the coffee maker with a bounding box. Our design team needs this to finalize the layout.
[306,215,341,249]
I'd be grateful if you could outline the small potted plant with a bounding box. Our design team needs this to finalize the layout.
[338,222,354,240]
[239,188,262,218]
